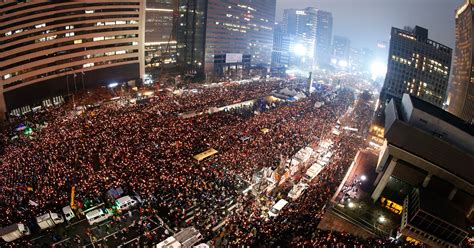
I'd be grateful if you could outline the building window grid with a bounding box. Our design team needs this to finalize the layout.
[4,57,139,89]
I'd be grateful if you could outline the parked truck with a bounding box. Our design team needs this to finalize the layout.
[35,212,64,230]
[0,223,30,242]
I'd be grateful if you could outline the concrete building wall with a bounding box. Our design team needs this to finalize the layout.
[0,0,145,117]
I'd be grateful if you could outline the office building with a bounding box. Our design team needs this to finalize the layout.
[145,0,178,70]
[448,0,474,124]
[0,0,145,117]
[374,94,473,247]
[177,0,276,78]
[176,0,207,77]
[378,26,452,121]
[332,35,351,62]
[282,8,317,72]
[349,47,373,73]
[314,10,333,69]
[271,23,291,71]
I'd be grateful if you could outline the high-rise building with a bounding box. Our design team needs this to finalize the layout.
[378,26,452,120]
[374,94,473,247]
[282,8,317,72]
[0,0,145,117]
[176,0,207,77]
[332,35,351,62]
[177,0,276,78]
[448,0,474,124]
[145,0,178,70]
[271,24,291,70]
[314,10,333,69]
[349,47,373,73]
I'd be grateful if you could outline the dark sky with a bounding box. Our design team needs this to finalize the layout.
[277,0,464,61]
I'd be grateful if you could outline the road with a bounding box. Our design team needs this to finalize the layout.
[29,209,173,248]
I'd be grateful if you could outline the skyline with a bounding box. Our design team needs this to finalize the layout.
[277,0,464,61]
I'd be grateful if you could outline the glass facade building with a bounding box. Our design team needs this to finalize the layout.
[448,0,474,124]
[145,0,178,70]
[282,8,317,72]
[314,10,333,69]
[0,0,145,117]
[177,0,276,77]
[332,35,351,62]
[177,0,208,76]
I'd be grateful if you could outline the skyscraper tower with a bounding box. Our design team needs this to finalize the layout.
[145,0,178,70]
[377,26,452,122]
[282,8,317,72]
[314,10,333,69]
[448,0,474,124]
[177,0,276,78]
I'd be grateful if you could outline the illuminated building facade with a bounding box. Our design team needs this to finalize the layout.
[375,94,473,247]
[176,0,207,77]
[378,26,452,121]
[349,47,373,74]
[271,24,291,71]
[448,0,474,124]
[177,0,276,78]
[314,10,333,69]
[282,8,317,72]
[0,0,145,117]
[332,35,351,63]
[145,0,178,70]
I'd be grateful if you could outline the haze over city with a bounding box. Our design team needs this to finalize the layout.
[0,0,472,247]
[278,0,463,60]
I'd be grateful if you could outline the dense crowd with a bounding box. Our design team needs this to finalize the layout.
[0,79,297,227]
[0,79,423,247]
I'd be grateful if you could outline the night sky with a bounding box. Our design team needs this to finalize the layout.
[277,0,464,62]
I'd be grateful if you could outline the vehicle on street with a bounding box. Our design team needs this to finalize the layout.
[115,195,138,211]
[85,209,111,225]
[62,206,76,222]
[268,199,289,218]
[288,182,308,201]
[36,212,64,230]
[0,223,30,242]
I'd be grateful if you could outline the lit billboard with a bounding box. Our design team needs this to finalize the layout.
[225,53,243,64]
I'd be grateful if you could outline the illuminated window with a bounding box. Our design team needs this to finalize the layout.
[65,25,74,30]
[65,32,75,37]
[3,74,11,80]
[105,21,115,25]
[130,20,138,24]
[116,50,126,55]
[85,10,94,14]
[5,31,12,36]
[132,42,138,45]
[116,20,126,25]
[35,23,46,29]
[104,36,115,40]
[46,35,57,41]
[74,39,82,44]
[93,37,104,41]
[83,62,94,68]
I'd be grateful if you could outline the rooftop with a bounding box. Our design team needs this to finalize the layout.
[384,94,474,185]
